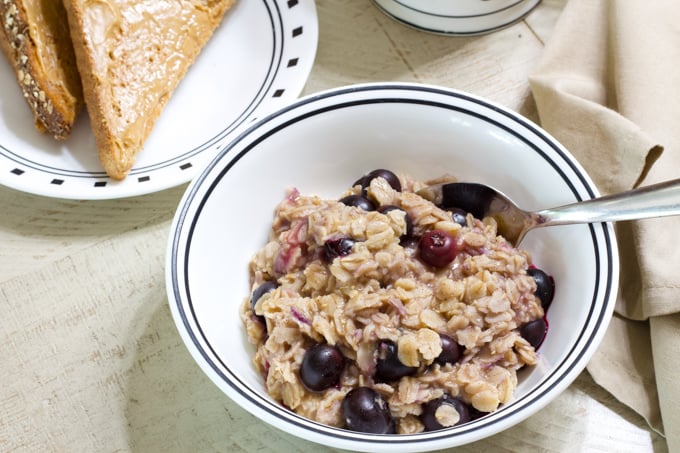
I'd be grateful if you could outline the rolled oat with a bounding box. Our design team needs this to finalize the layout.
[241,172,546,434]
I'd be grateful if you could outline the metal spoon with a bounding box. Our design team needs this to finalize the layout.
[418,178,680,246]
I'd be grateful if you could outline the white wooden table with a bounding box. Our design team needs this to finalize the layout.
[0,1,667,451]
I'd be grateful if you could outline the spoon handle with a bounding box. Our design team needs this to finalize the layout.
[536,177,680,226]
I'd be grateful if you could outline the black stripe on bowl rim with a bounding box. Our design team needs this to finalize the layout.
[169,83,617,447]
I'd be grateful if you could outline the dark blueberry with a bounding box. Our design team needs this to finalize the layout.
[342,387,394,434]
[352,174,370,190]
[300,344,346,392]
[519,317,547,349]
[323,237,356,262]
[434,334,464,366]
[400,236,420,249]
[421,395,471,431]
[378,205,413,239]
[365,169,402,192]
[418,230,458,268]
[353,169,403,194]
[375,339,417,382]
[469,406,489,421]
[527,267,555,310]
[250,281,278,323]
[339,194,376,211]
[447,207,468,227]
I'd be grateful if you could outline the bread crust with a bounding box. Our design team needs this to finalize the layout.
[0,0,84,140]
[62,0,236,180]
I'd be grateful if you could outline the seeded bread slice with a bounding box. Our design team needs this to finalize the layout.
[0,0,84,140]
[62,0,236,180]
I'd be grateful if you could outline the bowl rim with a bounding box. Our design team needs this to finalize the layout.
[165,82,619,452]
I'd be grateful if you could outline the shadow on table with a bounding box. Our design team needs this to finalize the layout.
[123,294,342,453]
[0,182,186,282]
[0,182,185,239]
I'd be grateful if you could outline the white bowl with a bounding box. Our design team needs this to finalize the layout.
[372,0,541,36]
[165,83,618,452]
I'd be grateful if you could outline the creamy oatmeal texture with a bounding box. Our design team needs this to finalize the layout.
[241,171,546,434]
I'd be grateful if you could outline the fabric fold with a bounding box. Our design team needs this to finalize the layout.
[529,0,661,195]
[528,0,680,451]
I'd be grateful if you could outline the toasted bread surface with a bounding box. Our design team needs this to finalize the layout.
[0,0,84,139]
[62,0,236,180]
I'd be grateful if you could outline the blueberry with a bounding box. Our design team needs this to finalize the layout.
[250,281,278,324]
[352,174,370,190]
[375,340,417,382]
[366,169,402,192]
[527,268,555,310]
[421,395,471,431]
[469,406,489,421]
[520,317,547,349]
[418,230,458,268]
[434,334,463,366]
[339,194,376,211]
[447,208,468,227]
[400,236,420,249]
[342,387,394,434]
[300,344,345,392]
[378,205,413,239]
[323,237,356,262]
[354,169,402,194]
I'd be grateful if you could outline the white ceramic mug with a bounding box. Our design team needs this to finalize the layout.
[373,0,541,35]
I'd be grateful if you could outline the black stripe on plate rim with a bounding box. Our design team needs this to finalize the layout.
[170,84,615,444]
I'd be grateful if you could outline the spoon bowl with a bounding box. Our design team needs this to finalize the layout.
[420,178,680,246]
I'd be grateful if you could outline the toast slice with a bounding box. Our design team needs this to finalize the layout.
[62,0,236,180]
[0,0,84,140]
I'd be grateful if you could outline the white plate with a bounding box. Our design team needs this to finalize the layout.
[0,0,318,200]
[373,0,541,35]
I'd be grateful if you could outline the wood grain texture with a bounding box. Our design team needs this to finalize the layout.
[0,0,667,451]
[0,184,186,284]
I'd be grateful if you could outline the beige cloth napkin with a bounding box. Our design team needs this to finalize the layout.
[529,0,680,450]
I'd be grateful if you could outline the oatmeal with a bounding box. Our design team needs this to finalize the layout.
[240,170,552,434]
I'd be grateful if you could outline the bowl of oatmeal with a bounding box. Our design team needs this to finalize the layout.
[165,83,619,452]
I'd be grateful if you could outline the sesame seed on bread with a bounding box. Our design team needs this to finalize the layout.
[0,0,84,140]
